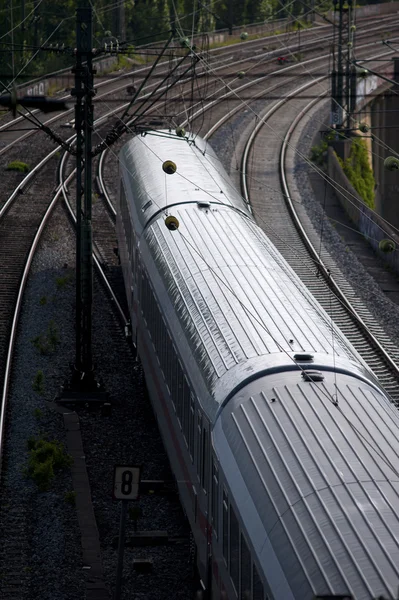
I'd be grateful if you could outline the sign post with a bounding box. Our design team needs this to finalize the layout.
[113,465,142,600]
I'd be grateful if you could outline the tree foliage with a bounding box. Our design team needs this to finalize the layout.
[7,0,389,82]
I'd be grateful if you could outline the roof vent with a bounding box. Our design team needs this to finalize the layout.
[294,353,314,362]
[197,201,211,209]
[142,200,152,212]
[301,370,324,382]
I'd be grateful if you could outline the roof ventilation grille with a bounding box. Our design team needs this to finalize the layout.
[294,353,314,362]
[301,370,324,382]
[197,201,211,209]
[142,200,152,212]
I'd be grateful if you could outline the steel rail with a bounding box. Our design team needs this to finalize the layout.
[0,169,75,475]
[280,93,399,378]
[59,151,127,324]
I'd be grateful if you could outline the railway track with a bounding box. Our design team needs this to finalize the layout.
[1,13,399,599]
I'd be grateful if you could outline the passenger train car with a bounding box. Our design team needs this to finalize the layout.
[116,130,399,600]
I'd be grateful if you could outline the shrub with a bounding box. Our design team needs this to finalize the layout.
[56,274,72,290]
[310,140,328,166]
[33,408,43,419]
[47,320,59,348]
[32,370,45,394]
[31,321,60,355]
[6,161,30,173]
[25,437,73,491]
[32,334,47,354]
[337,138,375,209]
[64,490,76,505]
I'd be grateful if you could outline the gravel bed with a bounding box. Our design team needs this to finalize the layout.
[0,203,84,600]
[0,200,192,599]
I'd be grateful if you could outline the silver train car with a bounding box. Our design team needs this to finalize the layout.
[116,130,399,600]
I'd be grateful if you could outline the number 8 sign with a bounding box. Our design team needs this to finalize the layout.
[113,465,141,500]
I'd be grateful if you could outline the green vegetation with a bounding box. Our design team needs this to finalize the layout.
[0,0,332,83]
[25,436,73,492]
[39,296,47,306]
[64,490,77,505]
[31,320,60,355]
[6,161,30,173]
[46,83,64,97]
[1,0,392,85]
[337,138,375,209]
[310,139,328,166]
[56,274,72,290]
[117,54,132,70]
[32,370,45,395]
[33,408,43,419]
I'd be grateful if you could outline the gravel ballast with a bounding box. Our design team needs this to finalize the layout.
[0,202,192,599]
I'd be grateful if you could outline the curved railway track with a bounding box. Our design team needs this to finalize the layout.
[1,14,399,599]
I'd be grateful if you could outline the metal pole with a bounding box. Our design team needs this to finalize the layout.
[33,0,39,50]
[115,501,128,600]
[73,7,95,386]
[82,9,94,381]
[336,0,344,128]
[10,0,15,79]
[72,10,85,376]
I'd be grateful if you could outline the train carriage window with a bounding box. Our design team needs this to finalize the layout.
[171,349,178,409]
[230,505,239,593]
[167,335,174,392]
[196,413,202,480]
[241,535,251,600]
[176,362,184,425]
[153,304,160,355]
[201,428,208,492]
[253,564,264,600]
[222,489,228,564]
[165,334,173,395]
[160,317,167,375]
[189,395,195,461]
[211,461,219,538]
[129,230,135,270]
[140,274,144,310]
[182,377,190,446]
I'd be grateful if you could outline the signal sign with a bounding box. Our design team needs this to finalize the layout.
[113,465,141,500]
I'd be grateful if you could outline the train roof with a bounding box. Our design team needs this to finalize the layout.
[120,132,382,422]
[119,131,251,234]
[215,369,399,599]
[143,203,378,421]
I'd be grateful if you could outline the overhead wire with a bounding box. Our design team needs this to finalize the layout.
[5,2,397,374]
[181,36,399,241]
[18,0,396,492]
[90,79,397,475]
[132,139,399,481]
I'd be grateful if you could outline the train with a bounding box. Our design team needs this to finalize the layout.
[116,129,399,600]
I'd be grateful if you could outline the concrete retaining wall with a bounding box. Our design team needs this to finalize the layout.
[19,55,119,97]
[327,147,399,274]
